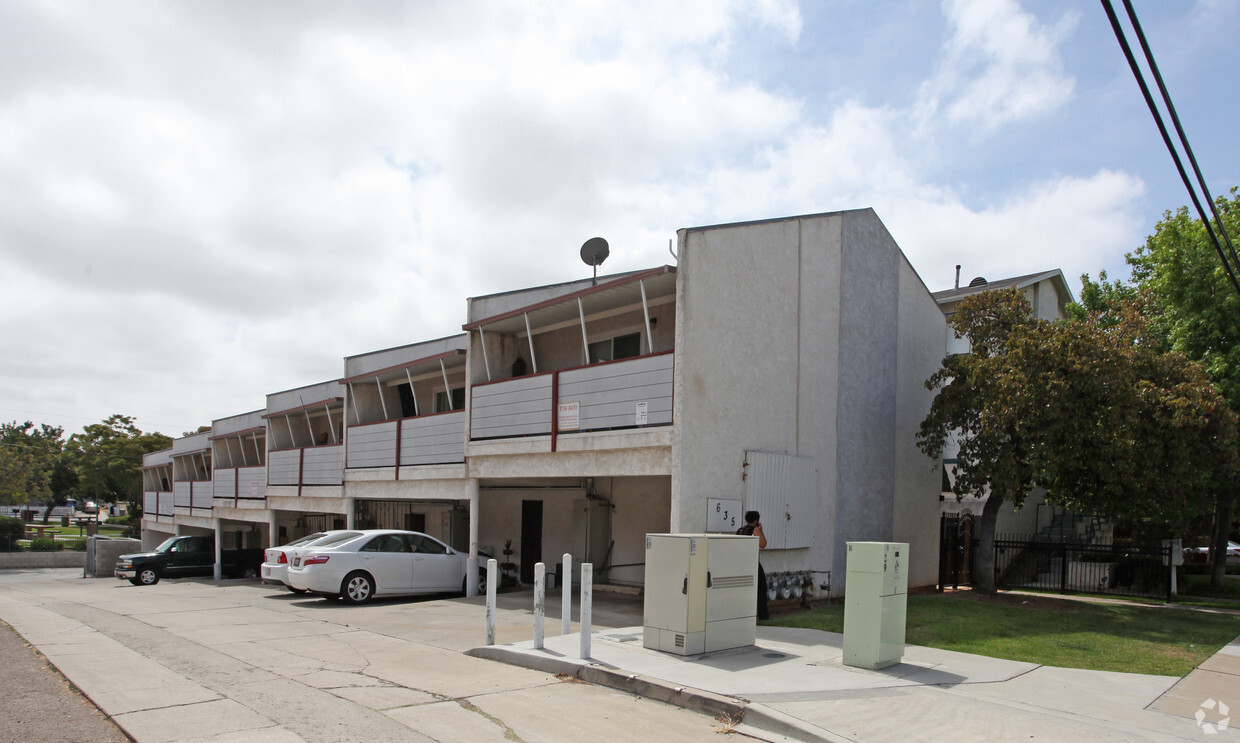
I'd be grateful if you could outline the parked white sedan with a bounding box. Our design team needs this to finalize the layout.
[261,531,359,592]
[286,530,469,604]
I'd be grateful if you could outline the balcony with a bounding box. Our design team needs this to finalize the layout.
[213,466,267,503]
[347,410,466,470]
[269,444,344,487]
[470,351,673,446]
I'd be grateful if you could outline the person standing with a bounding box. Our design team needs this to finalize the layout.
[737,511,769,620]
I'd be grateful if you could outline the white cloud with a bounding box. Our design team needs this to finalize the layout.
[0,0,1158,438]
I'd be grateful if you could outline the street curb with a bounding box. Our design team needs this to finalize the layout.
[466,645,850,742]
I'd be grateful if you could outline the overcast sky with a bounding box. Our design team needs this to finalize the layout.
[2,0,1237,440]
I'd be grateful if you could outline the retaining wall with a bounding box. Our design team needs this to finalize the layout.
[0,551,86,570]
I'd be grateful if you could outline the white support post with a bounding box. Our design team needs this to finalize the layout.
[348,382,362,424]
[485,558,498,645]
[578,297,590,365]
[524,313,538,373]
[579,563,592,659]
[345,498,355,530]
[477,328,492,382]
[284,414,296,448]
[405,368,419,416]
[251,433,262,466]
[268,512,278,549]
[640,279,654,354]
[466,479,480,597]
[562,553,572,636]
[303,409,315,445]
[374,377,389,420]
[213,518,223,581]
[534,562,546,649]
[439,359,454,410]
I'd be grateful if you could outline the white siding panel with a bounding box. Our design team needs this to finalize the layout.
[237,467,266,499]
[268,450,301,486]
[191,483,213,511]
[302,446,343,485]
[173,482,192,510]
[347,421,398,469]
[214,471,237,501]
[144,492,157,516]
[743,451,817,550]
[471,375,553,438]
[402,411,465,465]
[560,354,674,430]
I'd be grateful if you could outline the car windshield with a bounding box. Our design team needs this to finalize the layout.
[153,537,180,554]
[307,531,364,549]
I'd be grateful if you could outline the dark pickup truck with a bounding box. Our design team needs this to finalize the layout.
[114,535,264,585]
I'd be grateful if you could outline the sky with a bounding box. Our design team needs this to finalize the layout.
[1,0,1237,440]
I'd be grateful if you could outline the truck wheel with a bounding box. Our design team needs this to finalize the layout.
[137,568,159,586]
[341,572,374,604]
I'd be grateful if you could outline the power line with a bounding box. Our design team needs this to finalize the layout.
[1100,0,1240,296]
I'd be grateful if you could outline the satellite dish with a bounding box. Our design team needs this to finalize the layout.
[580,237,609,285]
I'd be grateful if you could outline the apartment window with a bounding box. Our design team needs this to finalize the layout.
[588,332,642,363]
[434,388,465,413]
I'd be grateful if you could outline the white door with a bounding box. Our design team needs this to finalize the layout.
[410,534,461,591]
[357,534,413,592]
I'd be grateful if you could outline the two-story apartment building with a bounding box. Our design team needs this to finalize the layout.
[138,207,955,596]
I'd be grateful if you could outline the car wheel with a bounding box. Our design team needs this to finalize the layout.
[137,568,159,586]
[241,566,259,580]
[286,585,308,594]
[341,572,374,604]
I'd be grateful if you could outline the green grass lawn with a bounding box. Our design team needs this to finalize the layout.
[764,591,1240,677]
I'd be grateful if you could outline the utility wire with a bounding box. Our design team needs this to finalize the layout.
[1120,0,1240,276]
[1100,0,1240,296]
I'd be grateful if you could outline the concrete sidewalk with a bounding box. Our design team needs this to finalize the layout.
[0,569,1236,742]
[472,620,1240,742]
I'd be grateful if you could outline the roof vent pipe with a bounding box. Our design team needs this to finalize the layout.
[955,265,961,290]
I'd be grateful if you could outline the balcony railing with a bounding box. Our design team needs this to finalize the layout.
[347,411,466,471]
[213,466,267,504]
[144,491,174,517]
[173,481,213,512]
[268,444,344,487]
[470,352,673,447]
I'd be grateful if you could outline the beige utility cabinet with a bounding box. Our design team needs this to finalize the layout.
[843,541,908,669]
[643,534,758,655]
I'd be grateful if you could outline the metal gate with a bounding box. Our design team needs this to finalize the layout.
[938,512,975,590]
[994,537,1172,601]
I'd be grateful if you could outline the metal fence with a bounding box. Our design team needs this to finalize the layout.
[993,535,1172,601]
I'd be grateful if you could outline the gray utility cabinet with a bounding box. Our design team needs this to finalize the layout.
[843,541,909,669]
[642,533,758,655]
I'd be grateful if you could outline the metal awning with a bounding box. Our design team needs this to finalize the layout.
[340,349,466,384]
[463,266,676,334]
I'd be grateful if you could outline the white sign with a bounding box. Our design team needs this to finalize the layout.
[635,401,648,425]
[707,498,743,533]
[557,401,580,431]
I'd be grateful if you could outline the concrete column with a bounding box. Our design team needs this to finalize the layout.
[268,511,279,548]
[345,498,355,529]
[212,518,223,581]
[467,478,480,597]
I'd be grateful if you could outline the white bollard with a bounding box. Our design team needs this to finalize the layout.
[579,562,592,659]
[534,562,545,649]
[562,553,572,636]
[485,558,498,646]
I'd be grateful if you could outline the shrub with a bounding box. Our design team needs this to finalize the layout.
[0,516,24,552]
[29,537,63,552]
[64,539,87,552]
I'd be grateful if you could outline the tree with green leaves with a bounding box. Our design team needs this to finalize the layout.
[65,415,172,514]
[919,288,1238,592]
[1081,188,1240,585]
[0,421,67,511]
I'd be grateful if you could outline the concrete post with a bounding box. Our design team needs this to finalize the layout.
[485,558,498,646]
[268,512,278,549]
[212,518,223,581]
[534,562,545,649]
[579,562,592,659]
[467,479,480,597]
[562,553,572,636]
[345,498,355,530]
